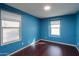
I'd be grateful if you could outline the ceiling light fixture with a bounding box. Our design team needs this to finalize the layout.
[44,5,51,11]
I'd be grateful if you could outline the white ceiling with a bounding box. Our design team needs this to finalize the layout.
[6,3,79,18]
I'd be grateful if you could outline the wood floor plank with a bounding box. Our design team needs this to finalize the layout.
[11,40,79,56]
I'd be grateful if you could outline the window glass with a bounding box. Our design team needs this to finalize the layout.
[50,20,60,36]
[2,20,20,27]
[3,28,19,43]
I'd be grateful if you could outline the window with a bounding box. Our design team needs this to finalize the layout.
[0,10,21,45]
[50,20,60,36]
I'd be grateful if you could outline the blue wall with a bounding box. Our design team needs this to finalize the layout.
[0,3,78,56]
[0,4,40,56]
[77,12,79,48]
[40,14,77,45]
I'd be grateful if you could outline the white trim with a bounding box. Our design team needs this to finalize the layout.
[8,39,79,56]
[1,39,21,46]
[75,46,79,52]
[40,39,76,46]
[0,9,22,46]
[8,39,40,56]
[40,39,79,51]
[8,43,32,56]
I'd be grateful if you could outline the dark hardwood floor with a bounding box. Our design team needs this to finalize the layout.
[11,40,79,56]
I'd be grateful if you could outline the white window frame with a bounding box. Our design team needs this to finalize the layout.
[0,10,21,46]
[50,20,60,37]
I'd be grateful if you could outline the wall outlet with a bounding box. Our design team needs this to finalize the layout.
[22,42,24,46]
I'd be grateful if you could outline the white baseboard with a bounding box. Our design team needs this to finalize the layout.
[8,39,40,56]
[8,39,79,56]
[40,39,76,46]
[76,47,79,52]
[40,39,79,52]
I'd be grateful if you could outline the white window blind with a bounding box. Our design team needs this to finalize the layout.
[0,10,21,45]
[50,20,60,36]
